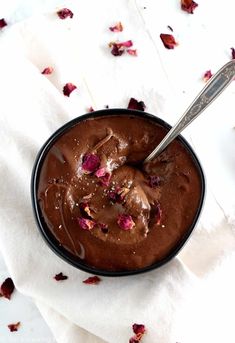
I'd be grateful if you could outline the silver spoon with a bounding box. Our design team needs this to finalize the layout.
[144,60,235,164]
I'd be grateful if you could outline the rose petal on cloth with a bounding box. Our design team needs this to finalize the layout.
[0,277,15,300]
[127,98,146,111]
[41,67,53,75]
[57,8,74,19]
[95,168,111,186]
[54,273,68,281]
[63,83,77,96]
[82,154,100,173]
[88,106,94,112]
[181,0,198,14]
[0,18,7,29]
[8,322,20,332]
[77,218,96,230]
[132,324,146,335]
[83,276,101,284]
[117,214,135,230]
[160,34,178,49]
[109,42,125,56]
[109,22,123,32]
[203,70,212,82]
[127,49,137,56]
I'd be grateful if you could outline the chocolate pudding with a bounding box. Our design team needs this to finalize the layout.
[37,115,202,271]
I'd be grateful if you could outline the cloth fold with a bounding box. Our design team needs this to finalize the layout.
[1,1,235,342]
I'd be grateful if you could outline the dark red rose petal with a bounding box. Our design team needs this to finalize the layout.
[231,48,235,60]
[8,322,20,332]
[148,175,161,188]
[117,214,135,230]
[98,223,109,233]
[63,83,77,97]
[181,0,198,14]
[203,70,212,82]
[83,276,101,284]
[41,67,53,75]
[57,8,74,19]
[109,22,123,32]
[77,218,96,230]
[109,42,125,56]
[54,272,68,281]
[79,202,92,218]
[127,49,137,56]
[160,34,178,49]
[0,18,7,29]
[82,153,100,173]
[108,187,129,203]
[95,168,111,186]
[0,277,15,300]
[132,324,146,335]
[127,98,146,111]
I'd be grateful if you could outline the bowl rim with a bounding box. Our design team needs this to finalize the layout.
[31,108,206,276]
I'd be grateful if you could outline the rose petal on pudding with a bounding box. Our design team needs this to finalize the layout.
[8,322,20,332]
[181,0,198,14]
[203,70,212,82]
[127,49,137,56]
[82,154,100,173]
[127,98,146,111]
[154,203,162,225]
[160,34,178,49]
[95,167,106,178]
[109,22,123,32]
[148,175,161,188]
[117,214,135,230]
[54,272,68,281]
[108,187,129,203]
[0,18,7,29]
[83,276,101,284]
[63,83,77,96]
[41,67,53,75]
[79,202,92,218]
[0,277,15,300]
[77,218,96,230]
[57,8,74,19]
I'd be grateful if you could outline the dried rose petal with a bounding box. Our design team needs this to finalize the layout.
[88,106,94,112]
[160,34,178,49]
[127,49,137,56]
[41,67,53,75]
[0,277,15,300]
[181,0,198,14]
[203,70,212,82]
[8,322,20,332]
[231,48,235,60]
[167,25,173,32]
[119,40,133,48]
[117,214,135,230]
[54,272,68,281]
[133,324,146,335]
[83,276,101,284]
[149,175,161,188]
[0,18,7,29]
[109,22,123,32]
[57,8,74,19]
[127,98,146,111]
[79,202,92,218]
[78,218,95,230]
[82,154,100,173]
[108,187,129,203]
[154,203,162,225]
[109,43,125,56]
[99,223,109,233]
[95,167,106,178]
[63,83,77,97]
[129,336,139,343]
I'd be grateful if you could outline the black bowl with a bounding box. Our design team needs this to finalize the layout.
[31,109,205,276]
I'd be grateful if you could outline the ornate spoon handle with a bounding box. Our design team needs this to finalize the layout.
[144,60,235,163]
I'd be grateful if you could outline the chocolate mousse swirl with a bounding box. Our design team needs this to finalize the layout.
[37,115,202,271]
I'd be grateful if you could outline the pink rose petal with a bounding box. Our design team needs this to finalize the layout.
[77,218,96,230]
[203,70,212,82]
[41,67,53,75]
[63,83,77,97]
[57,8,74,19]
[127,49,137,56]
[82,154,100,173]
[117,214,135,230]
[109,22,123,32]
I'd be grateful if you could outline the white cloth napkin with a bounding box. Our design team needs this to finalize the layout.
[1,1,235,342]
